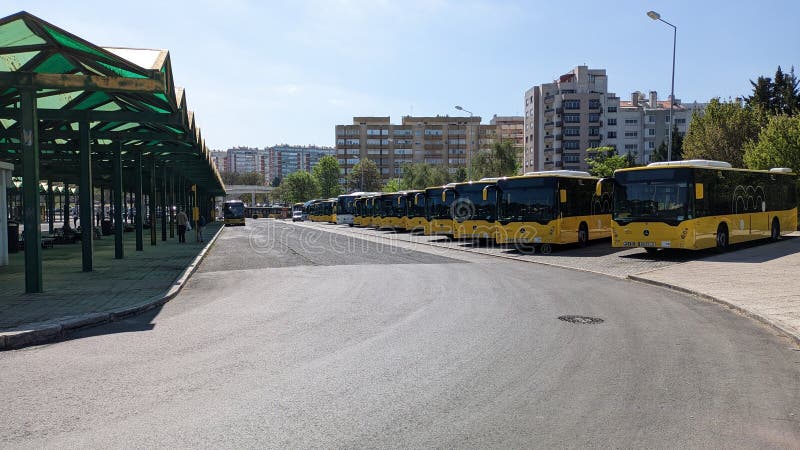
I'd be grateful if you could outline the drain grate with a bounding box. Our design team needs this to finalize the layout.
[558,315,604,325]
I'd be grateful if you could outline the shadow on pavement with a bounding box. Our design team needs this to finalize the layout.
[58,306,161,345]
[619,236,797,264]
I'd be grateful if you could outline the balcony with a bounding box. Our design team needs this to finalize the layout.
[544,121,554,128]
[544,94,555,104]
[544,135,554,141]
[544,107,554,113]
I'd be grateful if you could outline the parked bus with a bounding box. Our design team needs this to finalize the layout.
[222,200,245,226]
[424,185,456,236]
[444,179,499,239]
[362,194,379,227]
[245,205,290,219]
[609,160,797,252]
[336,192,366,226]
[374,192,405,230]
[495,171,613,253]
[401,190,426,232]
[310,199,337,223]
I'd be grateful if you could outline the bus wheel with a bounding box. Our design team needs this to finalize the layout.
[540,243,553,255]
[514,242,535,254]
[771,218,781,241]
[716,224,729,251]
[578,223,589,247]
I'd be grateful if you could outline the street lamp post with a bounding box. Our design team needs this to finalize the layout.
[647,10,676,162]
[454,105,474,178]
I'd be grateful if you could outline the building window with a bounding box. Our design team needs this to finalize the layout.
[607,131,617,138]
[624,119,638,125]
[607,106,617,113]
[589,140,600,148]
[393,129,412,136]
[564,127,580,136]
[588,127,600,136]
[624,144,638,151]
[563,140,580,150]
[563,114,580,123]
[588,99,601,109]
[345,139,360,145]
[424,129,443,136]
[564,99,580,109]
[648,141,655,149]
[665,115,671,123]
[607,118,617,126]
[588,114,600,123]
[563,154,581,163]
[624,131,639,137]
[367,129,383,135]
[676,118,686,124]
[648,128,656,136]
[647,115,655,123]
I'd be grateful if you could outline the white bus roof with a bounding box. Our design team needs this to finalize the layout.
[647,159,732,168]
[522,170,593,178]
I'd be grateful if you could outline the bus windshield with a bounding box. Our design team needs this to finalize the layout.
[426,189,453,220]
[454,184,495,221]
[339,196,356,214]
[613,168,692,224]
[223,202,244,219]
[497,178,556,223]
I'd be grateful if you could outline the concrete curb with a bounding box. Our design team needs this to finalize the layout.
[0,224,225,351]
[628,275,800,346]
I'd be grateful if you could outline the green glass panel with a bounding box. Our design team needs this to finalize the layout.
[34,53,75,73]
[108,122,140,132]
[142,101,170,114]
[37,90,83,109]
[154,92,168,103]
[0,19,46,46]
[0,119,16,129]
[0,50,38,71]
[96,61,146,79]
[41,24,108,60]
[74,91,111,110]
[165,125,184,134]
[1,88,14,96]
[94,101,122,111]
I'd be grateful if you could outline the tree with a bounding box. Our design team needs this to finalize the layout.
[281,171,319,203]
[346,159,382,192]
[454,166,468,183]
[743,114,800,173]
[399,163,452,189]
[382,179,401,192]
[747,66,799,116]
[585,147,636,178]
[682,98,761,167]
[270,176,281,187]
[470,140,520,179]
[650,125,684,162]
[237,171,265,186]
[312,155,343,198]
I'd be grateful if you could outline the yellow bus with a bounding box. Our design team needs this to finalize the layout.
[222,200,245,226]
[374,192,405,230]
[424,185,456,236]
[444,179,499,240]
[495,171,613,253]
[352,197,365,227]
[610,160,797,252]
[362,195,379,227]
[401,190,426,232]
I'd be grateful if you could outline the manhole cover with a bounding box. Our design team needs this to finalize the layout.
[558,315,604,325]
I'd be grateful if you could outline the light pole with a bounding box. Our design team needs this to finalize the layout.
[455,105,474,178]
[647,10,676,162]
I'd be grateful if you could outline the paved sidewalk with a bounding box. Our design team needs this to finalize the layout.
[0,222,222,335]
[631,236,800,343]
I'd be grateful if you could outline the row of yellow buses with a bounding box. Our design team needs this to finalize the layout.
[302,161,797,253]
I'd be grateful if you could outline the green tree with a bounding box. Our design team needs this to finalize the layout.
[312,155,343,198]
[346,159,382,192]
[682,98,761,167]
[650,125,684,162]
[382,179,401,192]
[281,171,319,203]
[747,66,799,116]
[454,166,468,183]
[470,140,520,179]
[270,176,281,187]
[585,147,636,178]
[743,114,800,173]
[237,171,265,186]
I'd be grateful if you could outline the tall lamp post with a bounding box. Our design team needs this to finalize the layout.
[647,10,676,162]
[454,105,474,178]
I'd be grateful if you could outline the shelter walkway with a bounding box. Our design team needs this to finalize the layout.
[0,222,220,331]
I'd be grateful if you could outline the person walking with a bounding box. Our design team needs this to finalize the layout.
[176,208,189,243]
[197,214,207,243]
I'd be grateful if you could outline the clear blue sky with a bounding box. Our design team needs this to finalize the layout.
[8,0,800,150]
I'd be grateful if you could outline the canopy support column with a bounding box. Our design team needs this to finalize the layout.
[113,142,124,259]
[161,167,167,241]
[79,121,93,272]
[20,88,42,293]
[134,150,143,251]
[63,183,70,229]
[47,180,54,234]
[149,158,157,246]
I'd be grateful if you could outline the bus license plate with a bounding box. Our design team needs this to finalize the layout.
[623,241,655,247]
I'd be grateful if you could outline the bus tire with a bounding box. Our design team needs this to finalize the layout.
[716,224,729,251]
[578,223,589,247]
[540,243,553,255]
[771,218,781,241]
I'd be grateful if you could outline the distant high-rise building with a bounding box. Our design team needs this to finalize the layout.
[226,147,262,175]
[266,145,336,181]
[335,116,504,185]
[490,115,524,173]
[210,150,228,173]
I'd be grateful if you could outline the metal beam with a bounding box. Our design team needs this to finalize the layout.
[0,72,166,94]
[79,121,93,271]
[20,88,42,293]
[0,129,189,143]
[0,108,183,126]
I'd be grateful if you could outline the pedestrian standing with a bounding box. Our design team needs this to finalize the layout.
[197,214,207,243]
[176,208,189,243]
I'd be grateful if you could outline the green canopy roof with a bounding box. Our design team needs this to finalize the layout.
[0,11,225,195]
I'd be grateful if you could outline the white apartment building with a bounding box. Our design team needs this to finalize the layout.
[524,66,707,171]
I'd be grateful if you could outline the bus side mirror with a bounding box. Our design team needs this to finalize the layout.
[482,186,489,201]
[442,191,446,202]
[595,179,603,197]
[397,197,401,205]
[560,189,567,203]
[695,183,704,200]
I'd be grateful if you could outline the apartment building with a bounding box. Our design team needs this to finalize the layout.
[266,145,336,181]
[335,116,497,184]
[524,66,610,172]
[490,115,524,173]
[210,150,228,173]
[525,66,707,171]
[226,146,262,174]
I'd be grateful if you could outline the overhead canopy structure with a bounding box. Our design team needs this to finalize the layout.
[0,11,226,293]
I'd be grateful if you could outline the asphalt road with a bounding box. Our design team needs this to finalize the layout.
[1,219,798,448]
